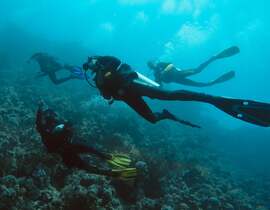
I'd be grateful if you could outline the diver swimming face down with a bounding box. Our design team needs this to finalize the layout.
[81,55,270,127]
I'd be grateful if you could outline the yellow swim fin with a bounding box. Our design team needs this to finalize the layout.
[107,154,132,169]
[111,168,137,182]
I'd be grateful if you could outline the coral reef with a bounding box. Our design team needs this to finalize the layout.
[0,73,269,210]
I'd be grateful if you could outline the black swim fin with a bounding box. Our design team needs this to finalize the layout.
[211,70,235,85]
[212,97,270,127]
[215,46,240,59]
[163,109,201,128]
[176,118,201,128]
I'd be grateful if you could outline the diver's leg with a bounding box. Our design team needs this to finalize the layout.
[67,143,109,160]
[169,70,235,87]
[131,82,214,103]
[48,72,73,85]
[61,151,114,176]
[123,95,178,124]
[123,94,200,127]
[172,77,215,87]
[130,82,270,127]
[179,46,240,77]
[179,56,217,77]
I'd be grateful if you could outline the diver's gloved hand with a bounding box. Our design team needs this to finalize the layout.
[111,168,137,182]
[106,153,132,169]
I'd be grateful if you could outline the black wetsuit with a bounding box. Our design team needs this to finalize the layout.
[87,56,214,125]
[152,62,172,85]
[84,55,270,127]
[151,59,235,87]
[36,106,113,175]
[31,53,75,85]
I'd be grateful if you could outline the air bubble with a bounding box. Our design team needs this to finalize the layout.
[237,114,243,118]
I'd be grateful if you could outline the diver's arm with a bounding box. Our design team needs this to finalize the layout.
[48,72,74,85]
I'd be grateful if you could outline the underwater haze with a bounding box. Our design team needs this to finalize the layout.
[0,0,270,209]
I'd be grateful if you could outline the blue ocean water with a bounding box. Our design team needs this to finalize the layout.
[0,0,270,209]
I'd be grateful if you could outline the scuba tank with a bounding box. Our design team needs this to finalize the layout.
[134,72,160,87]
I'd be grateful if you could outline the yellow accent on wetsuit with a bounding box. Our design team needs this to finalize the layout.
[163,64,174,73]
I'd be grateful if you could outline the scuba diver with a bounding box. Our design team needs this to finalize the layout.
[82,55,270,128]
[29,53,84,85]
[147,46,240,87]
[36,101,137,180]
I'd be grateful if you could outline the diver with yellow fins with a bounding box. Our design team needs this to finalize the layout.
[82,55,270,128]
[147,46,239,87]
[36,101,137,181]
